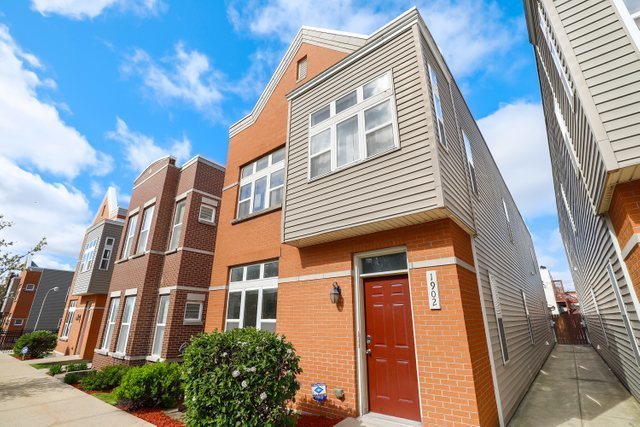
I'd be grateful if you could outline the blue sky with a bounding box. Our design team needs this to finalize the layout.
[0,0,573,289]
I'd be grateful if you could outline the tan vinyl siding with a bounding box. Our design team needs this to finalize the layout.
[283,26,440,244]
[551,0,640,165]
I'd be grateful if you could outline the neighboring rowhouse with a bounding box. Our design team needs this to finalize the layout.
[54,187,126,359]
[93,155,224,368]
[524,0,640,403]
[1,259,72,333]
[540,266,561,314]
[206,8,553,426]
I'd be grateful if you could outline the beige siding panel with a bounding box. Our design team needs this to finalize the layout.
[283,25,440,244]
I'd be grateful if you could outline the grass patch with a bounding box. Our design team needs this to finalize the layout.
[93,392,118,406]
[31,363,58,370]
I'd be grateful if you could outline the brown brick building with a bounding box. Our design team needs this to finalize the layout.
[93,155,224,368]
[206,9,553,426]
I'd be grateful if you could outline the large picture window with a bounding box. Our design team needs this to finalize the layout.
[136,205,154,254]
[237,149,284,219]
[115,296,136,354]
[226,260,278,332]
[60,301,77,339]
[80,239,97,272]
[168,200,186,251]
[101,297,120,350]
[121,215,138,259]
[151,295,170,357]
[308,73,398,179]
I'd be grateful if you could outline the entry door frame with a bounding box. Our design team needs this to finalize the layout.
[353,246,423,420]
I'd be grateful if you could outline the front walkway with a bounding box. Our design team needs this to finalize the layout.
[0,353,151,426]
[510,345,640,426]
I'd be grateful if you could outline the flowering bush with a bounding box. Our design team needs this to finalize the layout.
[183,328,302,427]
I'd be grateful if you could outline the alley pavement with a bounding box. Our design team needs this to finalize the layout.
[510,345,640,426]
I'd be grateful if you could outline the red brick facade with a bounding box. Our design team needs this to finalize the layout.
[1,269,42,332]
[93,156,224,368]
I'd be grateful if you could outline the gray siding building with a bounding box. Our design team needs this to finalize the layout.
[23,269,73,332]
[525,0,640,404]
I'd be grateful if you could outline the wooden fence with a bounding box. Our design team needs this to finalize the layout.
[552,313,589,345]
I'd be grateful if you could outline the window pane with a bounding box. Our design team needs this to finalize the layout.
[239,183,252,200]
[238,201,251,219]
[252,176,267,212]
[311,105,330,126]
[365,100,392,131]
[264,261,279,278]
[226,321,240,331]
[255,156,269,172]
[151,325,165,356]
[362,252,407,274]
[270,188,283,208]
[363,74,390,99]
[337,115,360,167]
[271,148,285,164]
[310,128,331,155]
[185,303,201,320]
[230,267,244,282]
[366,124,394,156]
[246,264,261,280]
[336,91,357,114]
[241,164,253,179]
[243,290,259,328]
[262,289,278,319]
[227,292,241,319]
[311,152,331,178]
[174,202,185,225]
[260,322,276,332]
[270,169,284,189]
[624,0,640,13]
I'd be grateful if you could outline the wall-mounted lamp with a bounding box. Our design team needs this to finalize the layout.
[329,282,341,304]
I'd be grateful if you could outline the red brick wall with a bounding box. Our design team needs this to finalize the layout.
[2,270,42,332]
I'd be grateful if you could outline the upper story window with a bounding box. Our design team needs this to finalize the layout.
[14,318,24,326]
[489,274,509,364]
[238,148,284,219]
[308,73,398,180]
[121,215,138,259]
[428,64,447,148]
[502,198,514,243]
[622,0,640,27]
[297,56,308,80]
[80,239,98,272]
[230,260,279,282]
[99,238,115,270]
[24,283,35,291]
[136,205,155,254]
[560,184,577,234]
[199,203,216,224]
[462,132,478,195]
[538,4,573,106]
[553,99,580,177]
[169,200,186,251]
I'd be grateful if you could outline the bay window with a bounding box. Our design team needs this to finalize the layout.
[115,296,136,354]
[101,297,120,350]
[308,73,398,179]
[237,149,285,219]
[80,239,97,272]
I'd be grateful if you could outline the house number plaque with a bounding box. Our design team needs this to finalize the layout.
[427,271,441,310]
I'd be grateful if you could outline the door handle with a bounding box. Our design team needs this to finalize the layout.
[366,349,372,355]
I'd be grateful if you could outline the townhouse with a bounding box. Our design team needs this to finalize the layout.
[55,188,126,359]
[93,155,224,368]
[524,0,640,403]
[206,9,553,426]
[1,259,72,333]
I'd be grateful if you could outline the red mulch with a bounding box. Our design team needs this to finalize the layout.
[296,415,342,427]
[10,354,36,360]
[130,408,184,427]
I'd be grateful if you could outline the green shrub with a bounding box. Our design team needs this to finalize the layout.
[80,365,130,391]
[48,365,63,376]
[63,372,81,385]
[114,362,183,410]
[12,331,57,358]
[66,362,88,372]
[182,328,302,427]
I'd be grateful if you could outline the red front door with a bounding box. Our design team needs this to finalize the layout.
[364,275,421,421]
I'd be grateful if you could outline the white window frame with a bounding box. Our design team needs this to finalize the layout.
[237,149,285,219]
[553,99,581,177]
[101,297,120,350]
[121,215,138,259]
[24,283,35,291]
[538,4,573,107]
[307,72,399,180]
[560,184,577,234]
[115,296,136,354]
[14,318,24,326]
[60,300,77,339]
[612,0,640,53]
[428,64,447,148]
[199,204,216,224]
[502,198,514,243]
[80,239,98,272]
[184,301,204,322]
[168,200,186,251]
[151,294,170,357]
[136,205,154,254]
[99,238,115,270]
[590,289,609,347]
[522,290,535,345]
[462,131,477,194]
[607,263,640,365]
[489,274,509,364]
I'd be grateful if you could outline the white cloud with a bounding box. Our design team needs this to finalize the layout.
[0,156,91,266]
[478,102,555,218]
[226,0,519,78]
[31,0,165,20]
[32,253,73,271]
[90,180,104,198]
[0,24,112,179]
[122,43,224,121]
[107,117,192,171]
[533,227,574,290]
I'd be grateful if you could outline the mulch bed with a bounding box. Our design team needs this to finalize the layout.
[130,408,184,427]
[296,415,342,427]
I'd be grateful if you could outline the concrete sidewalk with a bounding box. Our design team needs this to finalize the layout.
[510,345,640,426]
[0,353,151,426]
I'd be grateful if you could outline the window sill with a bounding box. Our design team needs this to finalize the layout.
[115,258,128,265]
[130,252,146,260]
[109,352,126,360]
[58,337,68,342]
[232,205,282,224]
[165,249,179,256]
[94,349,108,356]
[198,219,216,226]
[146,355,163,363]
[183,320,203,326]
